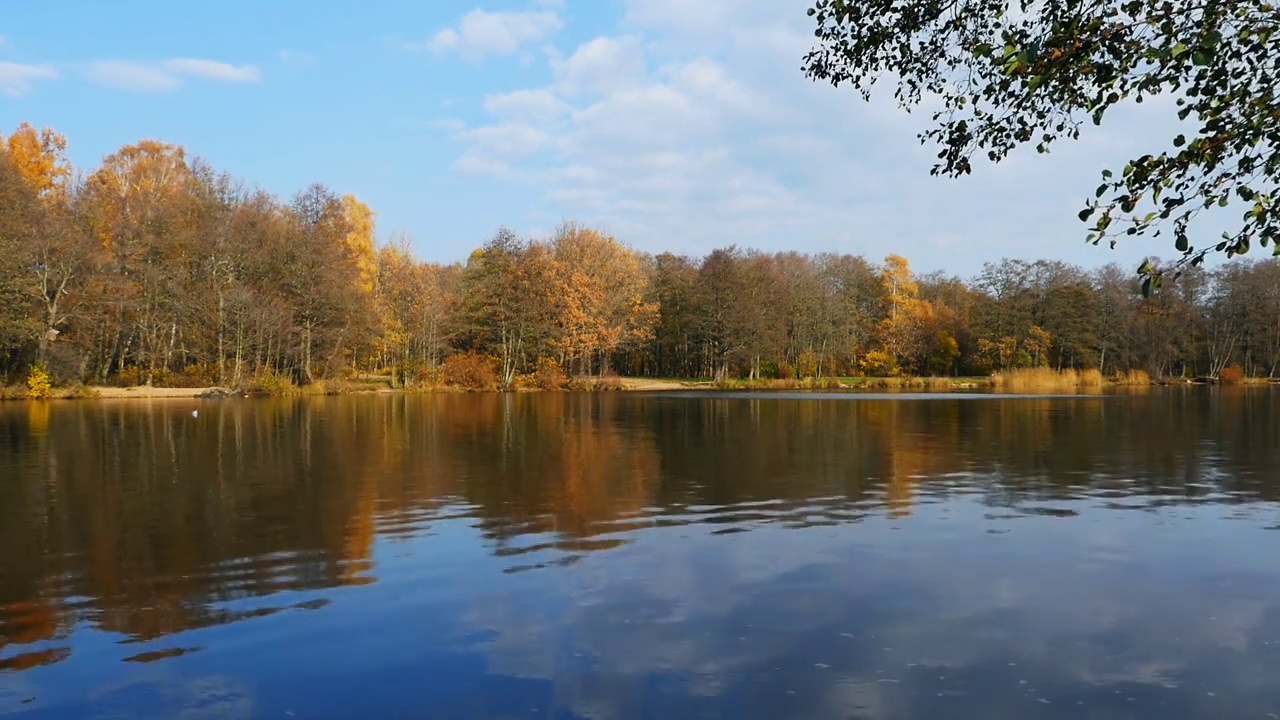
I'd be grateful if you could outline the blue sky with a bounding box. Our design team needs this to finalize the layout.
[1,0,1185,275]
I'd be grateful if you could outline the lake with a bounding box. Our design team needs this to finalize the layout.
[1,390,1279,719]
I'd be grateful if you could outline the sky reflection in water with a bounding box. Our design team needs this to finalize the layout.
[1,390,1278,719]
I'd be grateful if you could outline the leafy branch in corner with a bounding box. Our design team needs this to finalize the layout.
[803,0,1280,294]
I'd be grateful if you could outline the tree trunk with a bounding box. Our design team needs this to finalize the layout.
[302,321,315,384]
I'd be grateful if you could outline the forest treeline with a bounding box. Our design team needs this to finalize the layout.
[2,123,1280,391]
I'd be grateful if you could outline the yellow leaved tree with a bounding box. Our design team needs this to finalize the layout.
[549,224,657,376]
[4,123,70,197]
[341,195,378,295]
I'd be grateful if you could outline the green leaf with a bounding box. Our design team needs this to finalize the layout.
[1176,235,1189,252]
[1171,42,1189,58]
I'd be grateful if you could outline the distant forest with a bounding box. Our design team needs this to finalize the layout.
[2,123,1279,390]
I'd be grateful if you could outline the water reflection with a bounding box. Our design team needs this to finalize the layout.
[0,390,1278,718]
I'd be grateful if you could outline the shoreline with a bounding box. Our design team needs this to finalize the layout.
[4,375,1275,402]
[6,377,704,400]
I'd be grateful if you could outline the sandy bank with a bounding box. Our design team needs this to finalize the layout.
[84,386,218,398]
[617,378,699,391]
[74,380,699,398]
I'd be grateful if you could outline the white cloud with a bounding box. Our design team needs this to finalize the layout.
[484,89,572,126]
[551,35,646,97]
[86,60,182,92]
[465,124,553,157]
[414,8,563,61]
[444,0,1187,273]
[162,58,260,83]
[623,0,734,36]
[86,57,261,93]
[0,61,57,97]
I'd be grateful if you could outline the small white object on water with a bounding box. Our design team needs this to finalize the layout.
[192,410,199,417]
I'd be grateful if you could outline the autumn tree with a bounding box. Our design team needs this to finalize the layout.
[8,120,1280,388]
[818,253,884,374]
[0,126,83,372]
[342,195,378,295]
[376,241,459,385]
[876,254,962,375]
[695,248,761,380]
[548,224,657,376]
[457,229,557,388]
[0,154,41,362]
[282,185,374,383]
[1093,264,1140,375]
[804,0,1280,287]
[5,123,70,197]
[648,253,700,377]
[81,140,199,382]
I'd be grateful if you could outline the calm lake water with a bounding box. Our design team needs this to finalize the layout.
[2,390,1279,719]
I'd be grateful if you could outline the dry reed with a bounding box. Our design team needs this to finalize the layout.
[1112,369,1152,386]
[992,367,1106,392]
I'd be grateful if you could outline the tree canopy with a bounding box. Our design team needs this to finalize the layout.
[3,122,1280,389]
[803,0,1280,292]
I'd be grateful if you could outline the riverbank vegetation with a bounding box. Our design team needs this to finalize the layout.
[3,123,1280,397]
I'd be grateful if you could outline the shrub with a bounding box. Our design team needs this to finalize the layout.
[153,363,219,388]
[1219,365,1246,384]
[859,350,901,378]
[532,358,567,390]
[252,368,297,396]
[180,363,219,387]
[442,352,499,390]
[404,361,443,389]
[26,365,53,399]
[596,372,623,391]
[797,349,821,378]
[777,363,795,380]
[568,372,623,391]
[112,365,143,387]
